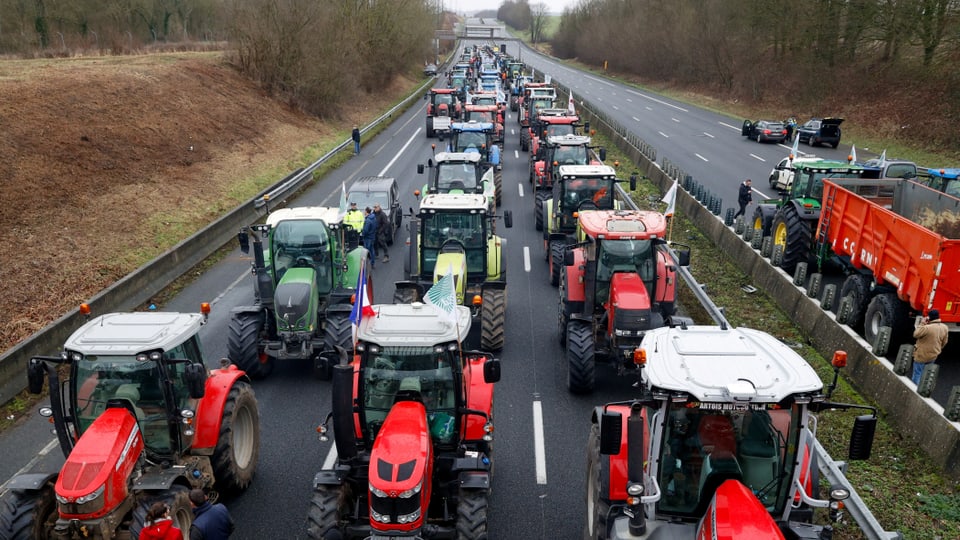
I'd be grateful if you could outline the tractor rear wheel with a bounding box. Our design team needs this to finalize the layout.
[864,293,910,352]
[771,204,813,274]
[534,191,549,231]
[838,274,871,331]
[495,170,503,206]
[227,310,273,379]
[131,486,192,540]
[585,423,610,540]
[212,381,260,493]
[567,320,596,394]
[0,484,56,540]
[549,241,563,287]
[306,485,349,540]
[481,288,506,351]
[456,488,489,540]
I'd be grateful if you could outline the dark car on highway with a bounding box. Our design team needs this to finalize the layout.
[797,117,843,148]
[423,63,438,77]
[347,176,402,243]
[741,119,788,143]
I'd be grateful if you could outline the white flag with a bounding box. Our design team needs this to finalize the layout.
[337,182,348,221]
[568,91,576,115]
[425,265,458,326]
[661,180,678,218]
[849,144,857,163]
[878,149,887,168]
[789,133,799,160]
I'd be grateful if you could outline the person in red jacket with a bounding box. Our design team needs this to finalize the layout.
[140,501,184,540]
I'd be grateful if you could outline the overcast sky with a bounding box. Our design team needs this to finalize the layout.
[444,0,579,15]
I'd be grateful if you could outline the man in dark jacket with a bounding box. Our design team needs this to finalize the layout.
[189,489,234,540]
[361,207,378,268]
[734,178,752,219]
[373,203,390,263]
[352,125,361,155]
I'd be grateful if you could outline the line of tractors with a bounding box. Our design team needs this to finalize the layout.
[0,50,890,540]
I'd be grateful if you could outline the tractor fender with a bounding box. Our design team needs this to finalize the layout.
[654,248,678,306]
[602,403,640,503]
[543,198,555,232]
[5,472,57,491]
[325,303,354,317]
[463,352,496,441]
[486,236,505,281]
[134,470,193,491]
[193,365,250,452]
[489,145,500,167]
[230,304,264,317]
[563,248,587,303]
[783,197,821,223]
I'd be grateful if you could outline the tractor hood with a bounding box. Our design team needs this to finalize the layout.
[368,400,430,532]
[435,253,467,304]
[56,407,143,518]
[608,272,652,310]
[274,267,318,332]
[696,480,785,539]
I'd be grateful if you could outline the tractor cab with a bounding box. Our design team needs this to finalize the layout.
[426,88,461,119]
[553,165,621,231]
[923,167,960,197]
[783,161,870,206]
[418,152,496,211]
[449,121,499,167]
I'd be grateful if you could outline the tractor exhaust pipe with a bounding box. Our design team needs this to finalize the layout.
[331,364,357,462]
[627,405,646,536]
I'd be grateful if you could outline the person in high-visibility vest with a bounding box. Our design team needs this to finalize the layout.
[343,202,364,249]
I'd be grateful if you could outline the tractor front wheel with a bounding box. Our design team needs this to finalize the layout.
[585,423,611,540]
[227,310,273,379]
[549,241,563,287]
[212,381,260,493]
[324,312,353,358]
[567,320,596,394]
[481,288,506,351]
[306,485,349,540]
[456,488,489,540]
[0,484,56,540]
[131,486,192,540]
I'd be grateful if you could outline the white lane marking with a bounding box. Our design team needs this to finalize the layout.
[515,150,520,159]
[719,121,741,131]
[658,131,669,138]
[323,445,338,471]
[533,400,547,484]
[703,132,715,138]
[626,98,633,103]
[671,118,680,123]
[695,154,709,162]
[378,128,422,176]
[518,183,524,197]
[749,153,766,162]
[624,88,688,112]
[524,247,531,272]
[0,438,59,494]
[632,116,641,122]
[613,105,620,111]
[645,106,653,111]
[583,74,615,86]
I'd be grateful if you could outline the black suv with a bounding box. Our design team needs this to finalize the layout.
[797,117,843,148]
[346,176,402,243]
[741,119,788,144]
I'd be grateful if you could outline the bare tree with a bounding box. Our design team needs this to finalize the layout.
[529,2,547,43]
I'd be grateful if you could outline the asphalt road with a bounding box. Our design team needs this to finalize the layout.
[1,37,951,540]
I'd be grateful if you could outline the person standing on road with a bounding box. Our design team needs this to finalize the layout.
[734,178,753,220]
[912,309,948,385]
[352,125,361,155]
[140,501,183,540]
[343,201,364,250]
[373,203,390,263]
[361,206,378,268]
[188,489,234,540]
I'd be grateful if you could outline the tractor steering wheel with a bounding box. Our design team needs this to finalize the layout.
[294,256,314,268]
[577,200,599,212]
[439,239,467,254]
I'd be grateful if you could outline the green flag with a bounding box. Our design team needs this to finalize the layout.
[425,266,458,325]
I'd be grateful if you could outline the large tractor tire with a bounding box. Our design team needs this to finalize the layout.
[130,486,192,540]
[324,312,353,359]
[838,274,871,331]
[227,310,273,380]
[481,288,506,351]
[393,287,419,304]
[771,205,813,275]
[549,240,564,287]
[456,488,489,540]
[520,129,530,151]
[495,170,503,206]
[567,320,596,394]
[585,423,611,540]
[534,191,549,231]
[0,484,56,540]
[558,269,571,347]
[212,381,260,493]
[306,485,350,540]
[864,293,910,352]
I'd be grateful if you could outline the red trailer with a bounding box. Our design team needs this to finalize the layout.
[821,178,960,350]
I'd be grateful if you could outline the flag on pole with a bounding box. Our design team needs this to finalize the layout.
[849,144,857,163]
[661,180,678,218]
[424,265,459,327]
[878,149,887,168]
[789,133,799,160]
[337,181,348,221]
[350,260,376,344]
[568,91,576,115]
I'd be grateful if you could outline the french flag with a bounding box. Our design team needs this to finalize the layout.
[350,259,375,344]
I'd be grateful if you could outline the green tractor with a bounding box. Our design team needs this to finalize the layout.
[395,193,512,351]
[229,206,369,380]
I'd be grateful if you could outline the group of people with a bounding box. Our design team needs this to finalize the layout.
[343,201,390,268]
[139,489,234,540]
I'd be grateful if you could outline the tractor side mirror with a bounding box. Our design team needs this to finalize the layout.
[563,249,574,267]
[583,121,590,133]
[27,359,45,394]
[599,410,623,455]
[503,210,513,228]
[418,164,425,174]
[483,357,501,383]
[848,415,877,460]
[676,248,690,267]
[237,230,250,254]
[598,148,607,162]
[184,362,208,399]
[423,92,428,100]
[629,174,637,191]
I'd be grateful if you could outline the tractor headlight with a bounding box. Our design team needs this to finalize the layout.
[397,507,422,524]
[76,485,105,505]
[370,508,391,523]
[57,484,105,515]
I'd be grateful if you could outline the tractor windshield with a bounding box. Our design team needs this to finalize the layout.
[468,110,494,123]
[454,131,487,154]
[270,219,333,295]
[596,239,654,304]
[792,168,865,200]
[434,93,454,109]
[552,144,588,166]
[360,345,459,445]
[653,403,801,519]
[544,124,575,138]
[561,177,613,218]
[437,162,479,191]
[421,211,486,275]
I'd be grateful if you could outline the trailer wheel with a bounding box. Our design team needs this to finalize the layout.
[558,268,570,347]
[481,288,506,352]
[838,274,871,331]
[131,486,192,539]
[227,310,272,380]
[306,485,349,540]
[549,241,563,287]
[211,381,260,493]
[0,485,56,540]
[567,320,596,394]
[864,293,910,352]
[585,423,611,540]
[456,488,489,540]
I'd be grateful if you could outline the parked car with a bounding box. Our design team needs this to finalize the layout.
[424,63,438,76]
[797,117,843,148]
[346,176,402,243]
[741,119,789,143]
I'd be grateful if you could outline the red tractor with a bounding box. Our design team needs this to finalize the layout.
[585,325,878,539]
[1,304,260,539]
[463,103,504,146]
[425,88,462,138]
[522,108,580,154]
[532,133,606,231]
[559,210,690,393]
[306,302,500,539]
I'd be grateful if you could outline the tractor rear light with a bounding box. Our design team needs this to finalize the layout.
[350,293,357,304]
[472,295,482,306]
[79,304,91,316]
[632,348,647,366]
[832,351,848,368]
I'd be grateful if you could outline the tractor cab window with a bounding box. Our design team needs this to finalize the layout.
[421,212,486,275]
[270,219,332,294]
[468,111,494,123]
[437,163,479,191]
[434,93,454,108]
[552,145,588,166]
[596,239,654,304]
[655,403,799,519]
[360,345,459,445]
[545,124,574,138]
[562,178,611,215]
[455,131,486,153]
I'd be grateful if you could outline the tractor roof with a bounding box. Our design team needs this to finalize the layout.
[927,168,960,179]
[546,133,592,146]
[434,152,482,165]
[349,176,396,192]
[420,193,489,212]
[64,311,205,356]
[578,209,667,238]
[431,88,459,95]
[466,104,498,111]
[640,326,824,402]
[795,160,865,172]
[266,206,340,227]
[558,164,617,179]
[357,303,471,346]
[452,121,494,133]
